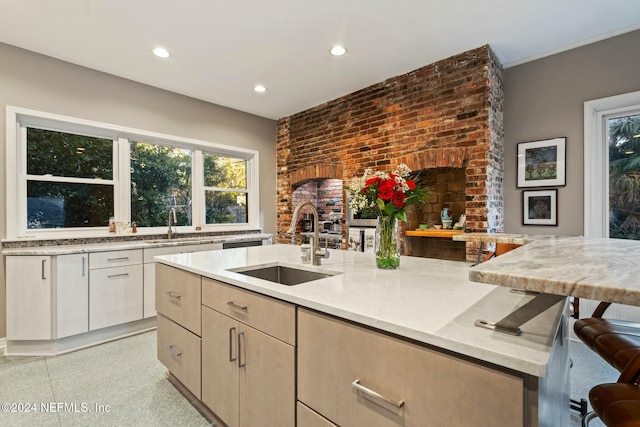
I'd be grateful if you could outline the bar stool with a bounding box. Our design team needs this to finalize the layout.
[582,352,640,426]
[576,303,640,426]
[574,303,640,372]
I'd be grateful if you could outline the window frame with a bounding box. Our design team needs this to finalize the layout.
[6,106,260,239]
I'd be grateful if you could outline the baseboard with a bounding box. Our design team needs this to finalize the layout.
[0,337,6,352]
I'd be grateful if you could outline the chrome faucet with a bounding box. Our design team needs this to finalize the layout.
[287,202,330,266]
[167,207,177,240]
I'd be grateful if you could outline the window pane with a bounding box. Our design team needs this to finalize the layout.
[206,191,247,224]
[204,155,247,188]
[608,114,640,239]
[27,128,113,179]
[130,142,192,227]
[27,181,113,229]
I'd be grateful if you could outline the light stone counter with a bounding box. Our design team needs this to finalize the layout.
[155,244,566,377]
[468,236,640,306]
[2,233,272,256]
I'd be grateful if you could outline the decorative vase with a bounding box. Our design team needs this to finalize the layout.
[440,207,453,222]
[375,216,400,269]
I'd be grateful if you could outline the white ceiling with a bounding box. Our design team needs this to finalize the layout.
[2,1,640,120]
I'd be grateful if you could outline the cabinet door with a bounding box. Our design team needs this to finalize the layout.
[6,256,52,340]
[239,324,295,427]
[202,306,239,427]
[143,263,157,318]
[89,264,143,330]
[56,254,89,338]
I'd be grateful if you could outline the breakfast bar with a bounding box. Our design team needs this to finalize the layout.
[467,236,640,306]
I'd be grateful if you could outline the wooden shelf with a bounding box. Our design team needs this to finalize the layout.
[404,229,465,238]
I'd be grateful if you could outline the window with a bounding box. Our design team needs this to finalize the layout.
[607,113,640,239]
[204,154,248,224]
[26,128,114,229]
[584,92,640,321]
[584,91,640,238]
[6,106,260,238]
[130,141,193,228]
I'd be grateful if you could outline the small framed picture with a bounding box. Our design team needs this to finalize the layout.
[523,189,558,226]
[517,137,566,188]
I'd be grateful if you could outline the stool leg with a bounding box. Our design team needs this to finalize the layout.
[581,411,598,427]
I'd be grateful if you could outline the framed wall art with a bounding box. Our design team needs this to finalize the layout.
[517,137,566,188]
[523,189,558,226]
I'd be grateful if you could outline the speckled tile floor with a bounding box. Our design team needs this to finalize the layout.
[0,331,211,426]
[0,330,622,427]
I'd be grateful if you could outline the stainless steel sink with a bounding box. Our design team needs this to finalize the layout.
[229,264,339,286]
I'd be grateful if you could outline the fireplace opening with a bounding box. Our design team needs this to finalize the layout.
[291,178,343,238]
[404,167,467,261]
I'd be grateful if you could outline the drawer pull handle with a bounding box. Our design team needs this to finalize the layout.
[107,273,129,279]
[227,301,248,312]
[352,379,404,411]
[238,331,246,368]
[166,291,181,300]
[107,257,129,262]
[229,327,237,362]
[167,345,182,358]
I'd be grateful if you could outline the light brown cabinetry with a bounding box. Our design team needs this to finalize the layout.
[143,242,222,318]
[155,264,202,399]
[298,308,525,427]
[297,402,338,427]
[201,278,295,427]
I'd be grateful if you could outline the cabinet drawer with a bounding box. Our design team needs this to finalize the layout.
[297,402,337,427]
[89,264,143,330]
[202,278,295,345]
[297,308,524,427]
[155,264,201,336]
[143,242,222,263]
[90,249,142,269]
[157,314,201,399]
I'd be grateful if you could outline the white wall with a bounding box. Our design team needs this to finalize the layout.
[0,42,277,338]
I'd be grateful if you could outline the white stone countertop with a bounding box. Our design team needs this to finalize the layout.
[468,236,640,306]
[2,233,272,255]
[155,244,566,377]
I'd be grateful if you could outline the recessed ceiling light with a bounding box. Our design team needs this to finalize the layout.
[330,45,347,56]
[254,85,267,93]
[152,47,170,58]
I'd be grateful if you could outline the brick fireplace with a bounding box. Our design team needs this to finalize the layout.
[276,45,504,261]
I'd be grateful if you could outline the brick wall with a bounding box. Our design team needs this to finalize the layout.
[276,45,504,261]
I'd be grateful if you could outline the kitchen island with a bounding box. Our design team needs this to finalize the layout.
[155,244,569,427]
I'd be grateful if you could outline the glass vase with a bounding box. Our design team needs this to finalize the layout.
[375,216,400,269]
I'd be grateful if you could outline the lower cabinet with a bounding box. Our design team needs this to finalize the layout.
[297,308,525,427]
[89,264,143,330]
[202,280,295,427]
[201,306,295,427]
[6,254,88,340]
[89,249,143,330]
[156,265,295,427]
[157,314,201,399]
[297,402,338,427]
